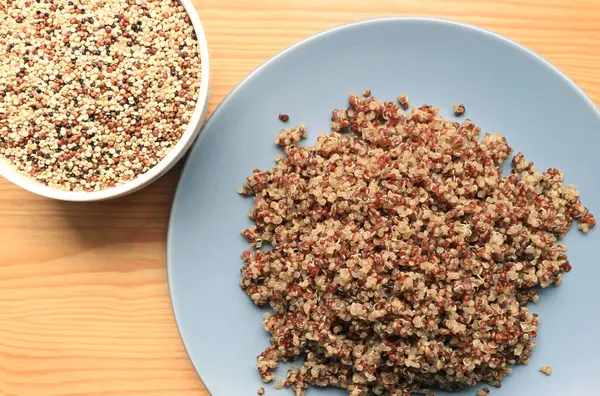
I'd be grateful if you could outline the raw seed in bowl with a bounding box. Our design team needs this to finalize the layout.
[239,93,594,396]
[0,0,202,191]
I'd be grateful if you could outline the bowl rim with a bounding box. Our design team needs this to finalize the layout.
[0,0,211,202]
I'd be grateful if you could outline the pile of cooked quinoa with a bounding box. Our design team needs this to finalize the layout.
[239,93,594,396]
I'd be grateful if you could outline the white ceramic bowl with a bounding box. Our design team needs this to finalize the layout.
[0,0,211,201]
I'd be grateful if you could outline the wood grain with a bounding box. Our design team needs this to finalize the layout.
[1,1,599,395]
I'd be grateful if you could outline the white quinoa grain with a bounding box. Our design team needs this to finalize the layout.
[274,124,307,148]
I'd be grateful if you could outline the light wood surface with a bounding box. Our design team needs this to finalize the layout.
[1,1,599,395]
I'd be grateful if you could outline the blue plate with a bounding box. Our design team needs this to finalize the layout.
[168,18,600,395]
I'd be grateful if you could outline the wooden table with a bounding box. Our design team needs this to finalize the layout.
[1,1,599,395]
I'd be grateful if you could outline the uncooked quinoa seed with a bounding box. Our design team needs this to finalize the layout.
[0,0,201,191]
[239,93,594,396]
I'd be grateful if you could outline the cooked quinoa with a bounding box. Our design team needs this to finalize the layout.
[274,124,306,148]
[0,0,201,191]
[239,93,594,396]
[453,104,466,117]
[397,93,410,110]
[477,387,490,396]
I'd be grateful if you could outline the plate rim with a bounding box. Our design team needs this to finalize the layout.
[166,16,600,395]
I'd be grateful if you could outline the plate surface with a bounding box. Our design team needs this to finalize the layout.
[168,18,600,395]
